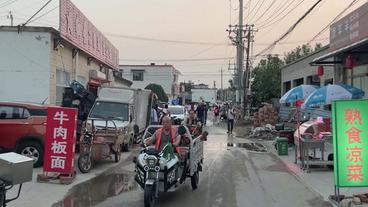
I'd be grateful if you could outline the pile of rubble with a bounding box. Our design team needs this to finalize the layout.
[248,124,276,140]
[253,104,278,127]
[332,193,368,207]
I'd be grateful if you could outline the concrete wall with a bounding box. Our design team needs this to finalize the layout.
[120,65,180,97]
[0,31,51,104]
[192,89,217,103]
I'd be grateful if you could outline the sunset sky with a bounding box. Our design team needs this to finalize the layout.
[0,0,366,87]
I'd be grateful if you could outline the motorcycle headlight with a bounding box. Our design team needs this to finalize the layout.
[146,156,158,168]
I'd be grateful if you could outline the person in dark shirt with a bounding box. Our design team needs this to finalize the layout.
[196,102,205,124]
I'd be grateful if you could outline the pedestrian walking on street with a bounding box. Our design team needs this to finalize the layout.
[227,105,235,134]
[213,105,220,124]
[204,103,208,125]
[196,102,205,124]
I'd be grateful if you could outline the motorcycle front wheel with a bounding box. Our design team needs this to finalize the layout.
[78,153,92,173]
[144,184,156,207]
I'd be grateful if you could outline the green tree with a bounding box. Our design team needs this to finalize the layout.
[251,55,284,107]
[284,43,324,64]
[145,83,168,102]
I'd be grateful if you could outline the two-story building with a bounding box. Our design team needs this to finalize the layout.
[0,26,124,105]
[281,46,334,95]
[0,0,132,105]
[119,63,182,100]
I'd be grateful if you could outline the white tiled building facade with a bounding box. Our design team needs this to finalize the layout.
[119,64,181,99]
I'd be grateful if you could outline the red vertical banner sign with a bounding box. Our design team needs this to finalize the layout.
[43,107,77,174]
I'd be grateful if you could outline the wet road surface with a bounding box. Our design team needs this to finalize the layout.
[53,123,331,207]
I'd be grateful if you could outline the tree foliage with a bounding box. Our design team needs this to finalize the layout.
[251,55,284,107]
[283,43,323,64]
[250,43,324,107]
[145,83,168,102]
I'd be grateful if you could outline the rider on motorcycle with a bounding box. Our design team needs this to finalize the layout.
[145,116,181,151]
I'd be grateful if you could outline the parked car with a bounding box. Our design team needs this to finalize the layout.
[0,102,48,167]
[168,105,185,125]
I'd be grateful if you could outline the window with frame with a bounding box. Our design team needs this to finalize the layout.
[0,106,30,119]
[132,70,144,81]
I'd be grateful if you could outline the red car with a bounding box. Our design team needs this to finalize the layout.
[0,102,48,167]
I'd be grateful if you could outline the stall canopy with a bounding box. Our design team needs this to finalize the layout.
[302,84,365,108]
[280,85,319,104]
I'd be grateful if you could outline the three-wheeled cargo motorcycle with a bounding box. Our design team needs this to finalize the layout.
[133,125,206,207]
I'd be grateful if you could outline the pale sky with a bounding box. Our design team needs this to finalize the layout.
[0,0,366,88]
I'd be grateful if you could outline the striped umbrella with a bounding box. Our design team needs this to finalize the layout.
[302,84,365,108]
[280,85,319,104]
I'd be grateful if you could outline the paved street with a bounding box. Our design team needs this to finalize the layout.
[54,122,331,207]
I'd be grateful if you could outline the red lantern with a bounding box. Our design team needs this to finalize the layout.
[345,55,354,69]
[316,65,324,76]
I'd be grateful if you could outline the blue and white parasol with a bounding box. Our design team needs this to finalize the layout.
[302,84,365,108]
[280,85,319,104]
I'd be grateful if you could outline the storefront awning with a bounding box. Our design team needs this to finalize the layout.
[311,37,368,65]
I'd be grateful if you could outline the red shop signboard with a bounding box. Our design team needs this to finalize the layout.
[43,107,77,174]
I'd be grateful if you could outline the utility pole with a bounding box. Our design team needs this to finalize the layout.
[7,11,13,26]
[244,24,256,117]
[227,0,245,106]
[237,0,244,106]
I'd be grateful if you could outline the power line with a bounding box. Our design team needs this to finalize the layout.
[251,0,277,24]
[254,0,294,25]
[308,0,360,44]
[28,5,58,24]
[13,10,58,25]
[258,0,306,29]
[13,16,55,27]
[4,0,44,12]
[187,45,219,58]
[248,0,266,23]
[120,57,235,62]
[246,0,252,18]
[246,0,262,21]
[106,33,227,46]
[256,0,323,57]
[0,0,19,9]
[21,0,53,26]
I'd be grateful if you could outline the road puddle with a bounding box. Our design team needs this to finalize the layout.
[227,142,267,152]
[52,172,138,207]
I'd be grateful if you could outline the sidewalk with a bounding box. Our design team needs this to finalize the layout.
[6,150,134,207]
[263,141,368,206]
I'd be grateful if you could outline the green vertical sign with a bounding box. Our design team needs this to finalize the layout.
[332,99,368,187]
